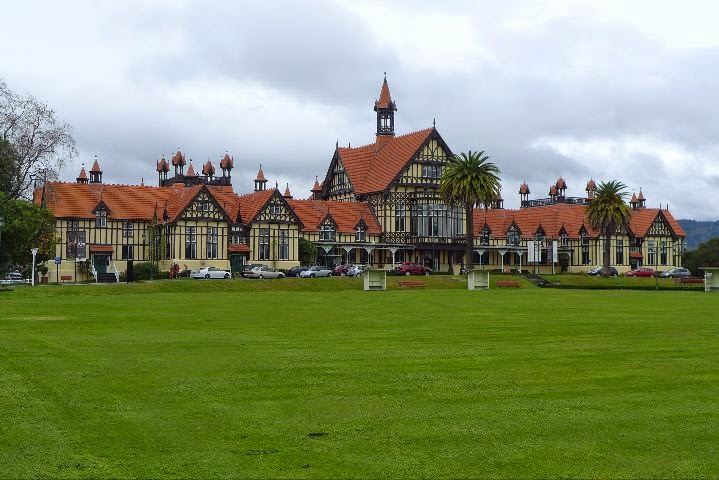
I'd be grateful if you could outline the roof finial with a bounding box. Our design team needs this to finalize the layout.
[275,180,278,189]
[433,118,436,128]
[384,71,387,80]
[336,139,339,149]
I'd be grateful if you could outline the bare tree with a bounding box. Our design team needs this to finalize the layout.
[0,79,77,199]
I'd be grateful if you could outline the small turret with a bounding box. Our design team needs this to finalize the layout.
[519,181,530,207]
[254,165,267,191]
[89,156,103,183]
[220,152,233,178]
[374,73,397,142]
[586,178,596,199]
[283,183,293,199]
[76,164,88,184]
[311,176,322,200]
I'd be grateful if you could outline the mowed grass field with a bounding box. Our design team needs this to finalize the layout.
[1,279,717,478]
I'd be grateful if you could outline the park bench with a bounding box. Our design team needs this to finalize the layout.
[675,277,704,284]
[60,275,72,282]
[398,280,425,290]
[496,280,519,288]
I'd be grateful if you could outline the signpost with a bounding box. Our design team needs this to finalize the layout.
[551,241,558,275]
[31,248,38,286]
[54,256,61,283]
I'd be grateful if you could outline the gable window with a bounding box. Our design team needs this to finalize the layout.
[355,225,366,242]
[185,226,197,259]
[95,209,107,228]
[616,239,624,265]
[278,229,289,260]
[320,223,336,241]
[207,227,218,259]
[122,221,133,238]
[560,231,568,247]
[121,245,133,260]
[259,228,270,260]
[395,204,405,232]
[507,227,520,246]
[421,164,442,179]
[480,226,491,246]
[269,203,282,215]
[200,200,210,212]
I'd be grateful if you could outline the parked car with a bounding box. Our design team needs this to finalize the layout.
[244,265,285,279]
[240,264,265,278]
[587,266,619,276]
[0,271,25,285]
[299,266,333,278]
[624,267,657,278]
[191,267,231,279]
[332,264,350,276]
[659,267,691,278]
[394,262,431,276]
[286,266,309,277]
[347,265,367,277]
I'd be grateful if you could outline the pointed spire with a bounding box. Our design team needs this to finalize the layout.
[89,155,103,183]
[202,159,215,177]
[255,164,266,181]
[76,164,88,183]
[283,183,293,199]
[220,152,233,169]
[375,74,395,110]
[186,161,196,177]
[90,155,101,173]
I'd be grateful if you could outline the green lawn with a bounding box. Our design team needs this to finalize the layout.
[1,282,717,478]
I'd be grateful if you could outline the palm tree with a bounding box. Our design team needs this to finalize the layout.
[439,150,501,272]
[585,180,632,277]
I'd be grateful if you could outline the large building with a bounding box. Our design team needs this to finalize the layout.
[35,78,686,282]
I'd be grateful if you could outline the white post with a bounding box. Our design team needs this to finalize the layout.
[31,248,38,286]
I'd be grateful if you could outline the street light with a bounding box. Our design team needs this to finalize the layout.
[31,248,38,286]
[0,214,4,266]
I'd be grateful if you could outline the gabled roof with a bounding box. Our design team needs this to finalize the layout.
[288,199,381,234]
[629,208,685,237]
[332,127,436,195]
[235,188,277,223]
[474,204,600,238]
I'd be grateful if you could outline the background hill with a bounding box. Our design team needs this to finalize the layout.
[678,220,719,249]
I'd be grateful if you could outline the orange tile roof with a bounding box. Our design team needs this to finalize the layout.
[202,160,215,176]
[90,158,102,173]
[76,167,87,181]
[156,157,169,173]
[89,244,114,252]
[186,163,196,176]
[236,188,276,223]
[628,208,686,237]
[220,153,233,169]
[171,150,185,166]
[336,127,433,194]
[255,167,266,181]
[288,199,380,234]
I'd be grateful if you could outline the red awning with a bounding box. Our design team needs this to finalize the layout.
[629,251,643,259]
[89,244,114,253]
[228,244,250,253]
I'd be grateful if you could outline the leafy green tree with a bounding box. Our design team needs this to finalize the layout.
[439,150,501,271]
[0,192,57,275]
[683,238,719,276]
[299,237,317,266]
[585,180,632,276]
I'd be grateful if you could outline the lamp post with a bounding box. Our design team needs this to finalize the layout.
[0,214,4,268]
[31,248,38,286]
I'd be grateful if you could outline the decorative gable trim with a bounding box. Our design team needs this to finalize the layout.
[91,200,110,214]
[318,211,338,229]
[252,189,305,228]
[386,128,453,191]
[177,185,232,223]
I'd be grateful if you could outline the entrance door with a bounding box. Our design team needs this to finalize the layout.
[93,254,108,274]
[230,254,245,274]
[559,254,569,273]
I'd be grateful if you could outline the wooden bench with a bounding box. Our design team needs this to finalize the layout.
[398,280,425,290]
[675,277,704,284]
[495,280,519,288]
[60,275,72,282]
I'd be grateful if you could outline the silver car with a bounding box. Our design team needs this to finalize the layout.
[299,266,333,278]
[245,265,285,279]
[191,267,231,279]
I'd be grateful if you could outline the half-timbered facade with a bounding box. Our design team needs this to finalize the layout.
[35,77,685,282]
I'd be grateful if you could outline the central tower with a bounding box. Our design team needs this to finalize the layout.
[374,73,397,140]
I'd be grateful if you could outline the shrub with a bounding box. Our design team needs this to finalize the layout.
[133,262,159,280]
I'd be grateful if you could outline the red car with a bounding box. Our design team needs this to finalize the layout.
[331,264,349,276]
[624,267,656,278]
[394,262,431,276]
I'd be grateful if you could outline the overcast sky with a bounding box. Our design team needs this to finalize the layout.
[2,0,718,219]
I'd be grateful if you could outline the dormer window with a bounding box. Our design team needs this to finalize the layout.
[95,210,107,228]
[507,226,520,246]
[480,225,491,245]
[270,204,282,215]
[560,231,569,247]
[320,224,336,241]
[230,224,245,244]
[355,225,366,242]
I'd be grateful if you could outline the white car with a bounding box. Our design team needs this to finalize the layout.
[191,267,231,279]
[299,266,333,278]
[347,265,366,277]
[244,265,285,279]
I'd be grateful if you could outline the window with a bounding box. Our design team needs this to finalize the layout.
[660,241,667,265]
[410,203,463,237]
[269,203,282,215]
[507,227,520,246]
[95,210,107,228]
[395,204,405,232]
[421,164,442,178]
[201,201,210,212]
[230,225,245,245]
[320,224,336,241]
[355,225,366,242]
[480,226,490,246]
[185,226,197,259]
[122,245,133,260]
[259,228,270,260]
[207,227,218,259]
[560,232,568,247]
[278,229,289,260]
[581,233,590,265]
[122,221,133,238]
[616,239,624,265]
[66,229,86,259]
